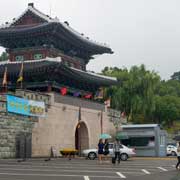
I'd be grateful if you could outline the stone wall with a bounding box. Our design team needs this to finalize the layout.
[31,93,116,157]
[0,112,34,158]
[0,91,117,158]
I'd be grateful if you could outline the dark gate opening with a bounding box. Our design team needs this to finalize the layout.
[16,133,32,159]
[75,122,89,154]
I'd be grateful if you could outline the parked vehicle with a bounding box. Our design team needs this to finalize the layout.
[167,144,177,156]
[82,143,136,161]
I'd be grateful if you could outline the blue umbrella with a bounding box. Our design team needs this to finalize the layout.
[99,133,112,139]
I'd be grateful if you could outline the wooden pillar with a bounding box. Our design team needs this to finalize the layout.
[47,84,52,92]
[4,86,7,93]
[78,107,81,121]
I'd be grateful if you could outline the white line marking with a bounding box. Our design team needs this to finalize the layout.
[0,172,82,177]
[0,173,119,179]
[142,169,151,174]
[0,163,161,171]
[84,176,90,180]
[0,167,142,174]
[116,172,126,178]
[157,167,168,171]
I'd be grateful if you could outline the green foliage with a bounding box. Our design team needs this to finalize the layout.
[153,95,180,126]
[0,52,8,61]
[101,65,180,128]
[167,121,180,134]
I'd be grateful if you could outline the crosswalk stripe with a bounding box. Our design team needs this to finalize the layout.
[116,172,126,178]
[0,167,143,174]
[84,176,90,180]
[157,167,168,171]
[142,169,151,174]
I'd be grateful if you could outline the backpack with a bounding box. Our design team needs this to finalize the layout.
[103,143,109,155]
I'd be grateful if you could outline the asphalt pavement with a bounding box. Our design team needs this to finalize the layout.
[0,157,179,180]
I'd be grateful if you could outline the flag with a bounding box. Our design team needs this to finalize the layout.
[60,87,67,95]
[94,88,104,99]
[17,62,23,83]
[104,98,111,108]
[84,93,92,99]
[2,67,7,87]
[73,91,81,97]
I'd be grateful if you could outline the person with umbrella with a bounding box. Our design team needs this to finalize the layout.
[98,134,111,163]
[98,139,104,164]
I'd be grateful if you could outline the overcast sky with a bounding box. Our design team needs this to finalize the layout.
[0,0,180,80]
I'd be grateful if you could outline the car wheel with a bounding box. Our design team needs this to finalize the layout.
[171,151,177,156]
[88,152,97,160]
[120,153,128,161]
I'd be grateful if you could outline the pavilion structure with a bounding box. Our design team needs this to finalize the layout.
[0,3,118,158]
[0,3,116,99]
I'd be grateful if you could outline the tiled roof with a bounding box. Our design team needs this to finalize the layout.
[0,57,117,86]
[0,4,111,50]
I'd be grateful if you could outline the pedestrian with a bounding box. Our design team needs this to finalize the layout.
[104,139,109,161]
[98,139,104,164]
[113,138,121,164]
[176,142,180,169]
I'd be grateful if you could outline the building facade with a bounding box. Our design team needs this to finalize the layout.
[121,124,167,157]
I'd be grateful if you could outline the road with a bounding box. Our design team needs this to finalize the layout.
[0,157,179,180]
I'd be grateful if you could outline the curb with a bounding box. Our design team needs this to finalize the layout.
[131,157,176,160]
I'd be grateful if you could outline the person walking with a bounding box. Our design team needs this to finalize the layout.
[104,139,109,161]
[98,139,104,164]
[113,138,121,164]
[176,142,180,169]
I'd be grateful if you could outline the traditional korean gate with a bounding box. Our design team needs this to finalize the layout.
[16,133,32,159]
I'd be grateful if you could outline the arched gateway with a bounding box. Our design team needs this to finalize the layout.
[75,121,89,153]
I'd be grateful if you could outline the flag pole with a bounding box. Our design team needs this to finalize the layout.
[20,79,22,89]
[21,61,23,89]
[4,67,7,92]
[5,82,7,93]
[2,67,7,93]
[17,61,23,89]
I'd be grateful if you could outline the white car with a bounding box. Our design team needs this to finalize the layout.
[167,145,177,156]
[82,143,136,161]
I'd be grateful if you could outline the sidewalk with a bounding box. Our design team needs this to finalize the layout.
[131,156,176,160]
[0,156,177,162]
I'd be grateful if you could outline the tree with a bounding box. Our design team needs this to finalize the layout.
[156,80,180,97]
[153,95,180,127]
[0,52,8,61]
[102,64,160,123]
[102,65,180,128]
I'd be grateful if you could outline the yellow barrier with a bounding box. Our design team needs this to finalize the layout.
[60,148,78,159]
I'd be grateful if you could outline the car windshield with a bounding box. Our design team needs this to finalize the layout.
[167,143,176,146]
[167,145,176,148]
[109,143,123,149]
